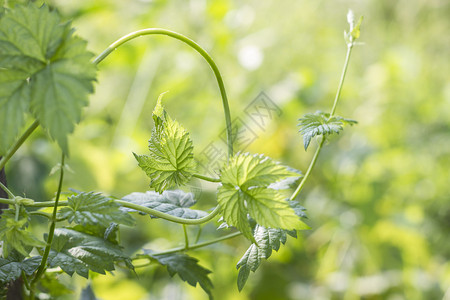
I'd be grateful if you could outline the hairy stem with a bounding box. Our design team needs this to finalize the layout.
[192,173,221,183]
[94,28,233,158]
[290,43,355,199]
[0,120,39,171]
[30,154,65,296]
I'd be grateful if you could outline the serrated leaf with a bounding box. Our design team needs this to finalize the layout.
[134,96,196,193]
[0,5,96,155]
[47,228,130,278]
[120,190,207,219]
[148,252,213,299]
[298,111,357,150]
[217,153,304,241]
[0,207,45,257]
[58,191,135,227]
[0,251,42,283]
[236,225,293,291]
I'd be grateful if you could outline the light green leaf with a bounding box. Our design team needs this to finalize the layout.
[121,190,207,219]
[0,251,41,283]
[217,153,304,241]
[134,97,196,193]
[0,207,45,257]
[0,4,96,155]
[147,251,213,299]
[58,191,135,227]
[298,111,357,150]
[47,228,130,278]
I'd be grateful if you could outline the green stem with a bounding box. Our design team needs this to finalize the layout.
[183,225,189,249]
[0,182,14,199]
[137,231,242,259]
[0,120,39,171]
[115,199,221,225]
[30,154,65,295]
[329,44,353,117]
[290,43,355,200]
[0,196,220,226]
[289,138,325,201]
[93,28,233,158]
[29,211,53,219]
[21,270,30,291]
[192,173,221,183]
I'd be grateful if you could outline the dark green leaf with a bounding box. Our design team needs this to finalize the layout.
[148,252,213,299]
[58,191,135,227]
[0,251,41,283]
[121,190,207,219]
[134,94,196,193]
[217,153,305,241]
[298,111,357,150]
[236,225,294,291]
[0,4,96,154]
[47,228,130,278]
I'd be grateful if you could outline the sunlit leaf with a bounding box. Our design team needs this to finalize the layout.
[217,153,305,241]
[134,94,196,193]
[0,4,96,154]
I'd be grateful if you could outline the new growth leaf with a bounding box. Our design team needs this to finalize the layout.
[134,93,196,193]
[298,111,357,150]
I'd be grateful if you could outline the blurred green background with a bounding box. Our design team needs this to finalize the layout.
[4,0,450,299]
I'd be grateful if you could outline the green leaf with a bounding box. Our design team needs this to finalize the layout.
[0,207,45,257]
[0,251,41,283]
[58,191,135,227]
[120,190,207,219]
[236,225,292,291]
[297,111,357,150]
[217,153,304,241]
[134,95,196,193]
[47,228,131,278]
[0,4,96,155]
[38,272,73,297]
[147,252,213,299]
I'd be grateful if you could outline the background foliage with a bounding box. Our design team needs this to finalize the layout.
[3,0,449,299]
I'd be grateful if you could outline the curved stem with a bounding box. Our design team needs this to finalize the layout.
[193,173,221,183]
[94,28,233,158]
[0,120,39,171]
[115,199,221,225]
[30,153,65,294]
[289,138,325,201]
